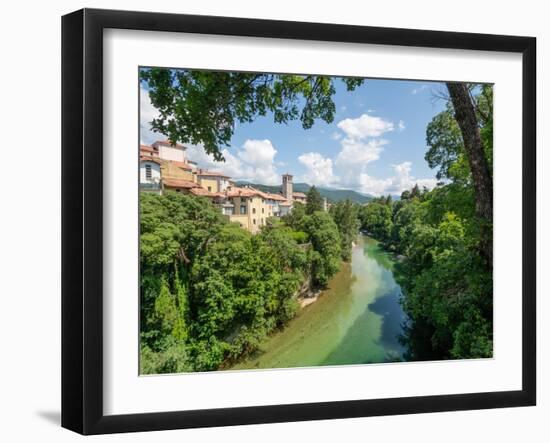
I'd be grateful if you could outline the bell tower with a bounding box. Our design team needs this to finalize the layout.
[282,173,293,201]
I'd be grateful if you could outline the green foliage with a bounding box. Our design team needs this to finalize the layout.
[139,78,493,369]
[282,201,306,230]
[304,211,342,286]
[387,191,493,360]
[425,104,465,182]
[305,186,324,214]
[330,199,359,261]
[359,201,393,244]
[425,86,493,185]
[140,192,326,373]
[364,85,493,361]
[141,68,364,161]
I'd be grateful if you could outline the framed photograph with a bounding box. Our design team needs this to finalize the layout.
[62,8,536,435]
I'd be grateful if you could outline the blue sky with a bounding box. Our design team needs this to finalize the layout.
[140,73,448,196]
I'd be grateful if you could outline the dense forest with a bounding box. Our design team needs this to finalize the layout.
[358,84,493,360]
[140,186,358,373]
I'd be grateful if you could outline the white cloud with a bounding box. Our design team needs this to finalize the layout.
[331,131,342,141]
[324,113,436,195]
[337,114,394,139]
[358,162,438,196]
[140,87,164,145]
[140,86,280,185]
[330,114,394,189]
[186,139,280,185]
[298,152,338,187]
[335,138,387,188]
[398,120,406,131]
[336,138,387,167]
[367,108,376,113]
[238,139,276,166]
[237,139,279,184]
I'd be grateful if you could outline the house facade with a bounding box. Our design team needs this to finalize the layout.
[139,140,328,234]
[152,140,187,162]
[139,157,162,192]
[197,170,232,193]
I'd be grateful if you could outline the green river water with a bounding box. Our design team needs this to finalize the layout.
[231,235,408,370]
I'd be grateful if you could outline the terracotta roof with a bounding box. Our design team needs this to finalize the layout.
[293,192,307,198]
[140,156,161,164]
[197,169,230,178]
[166,160,193,171]
[189,187,217,197]
[163,178,200,189]
[224,187,264,198]
[152,140,186,149]
[140,144,157,153]
[225,187,257,198]
[266,193,287,202]
[279,201,292,206]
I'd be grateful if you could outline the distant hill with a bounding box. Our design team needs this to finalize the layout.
[234,181,373,204]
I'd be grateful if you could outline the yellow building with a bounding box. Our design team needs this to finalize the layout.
[161,160,195,183]
[196,169,232,193]
[139,143,298,234]
[223,187,272,234]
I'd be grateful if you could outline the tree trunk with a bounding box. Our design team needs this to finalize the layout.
[446,82,493,263]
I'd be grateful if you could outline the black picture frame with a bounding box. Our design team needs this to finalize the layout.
[61,8,536,435]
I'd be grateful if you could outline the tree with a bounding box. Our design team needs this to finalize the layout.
[283,201,306,231]
[359,202,393,244]
[140,191,321,372]
[331,199,359,261]
[141,68,364,160]
[305,186,324,214]
[304,212,342,286]
[446,82,493,262]
[425,105,467,183]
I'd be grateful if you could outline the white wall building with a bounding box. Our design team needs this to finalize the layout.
[140,158,162,192]
[152,140,187,163]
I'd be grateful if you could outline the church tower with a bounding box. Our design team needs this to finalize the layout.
[282,173,293,201]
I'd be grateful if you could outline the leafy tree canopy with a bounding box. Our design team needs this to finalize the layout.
[140,68,364,161]
[305,185,324,214]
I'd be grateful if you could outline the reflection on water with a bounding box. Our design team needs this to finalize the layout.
[230,235,408,370]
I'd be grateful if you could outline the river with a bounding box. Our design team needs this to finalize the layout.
[230,234,408,370]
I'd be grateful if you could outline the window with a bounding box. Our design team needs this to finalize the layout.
[240,205,246,214]
[253,219,256,225]
[262,208,264,214]
[252,208,256,214]
[145,163,152,179]
[207,186,212,192]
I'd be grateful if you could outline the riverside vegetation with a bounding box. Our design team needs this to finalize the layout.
[140,187,359,373]
[140,69,493,372]
[359,84,493,360]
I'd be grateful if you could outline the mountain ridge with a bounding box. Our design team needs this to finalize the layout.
[234,181,373,204]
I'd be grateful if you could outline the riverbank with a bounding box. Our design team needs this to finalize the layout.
[297,237,360,309]
[228,235,408,371]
